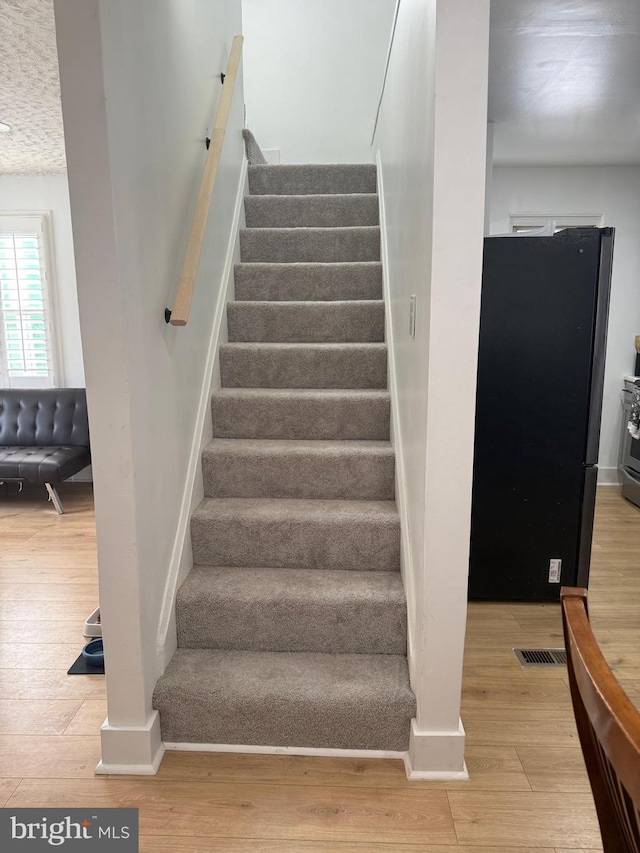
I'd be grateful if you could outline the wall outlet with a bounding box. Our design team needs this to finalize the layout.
[409,295,417,338]
[548,559,562,583]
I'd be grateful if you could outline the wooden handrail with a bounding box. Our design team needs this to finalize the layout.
[168,35,243,327]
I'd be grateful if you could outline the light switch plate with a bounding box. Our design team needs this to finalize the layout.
[409,295,416,338]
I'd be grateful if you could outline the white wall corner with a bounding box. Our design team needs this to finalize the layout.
[484,121,494,236]
[261,148,281,164]
[374,0,489,781]
[598,467,621,485]
[96,710,165,775]
[404,718,468,780]
[242,0,396,163]
[156,156,248,672]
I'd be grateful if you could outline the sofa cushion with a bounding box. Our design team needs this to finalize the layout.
[0,446,91,484]
[0,389,89,447]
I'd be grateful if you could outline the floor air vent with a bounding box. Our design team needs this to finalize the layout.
[514,648,567,667]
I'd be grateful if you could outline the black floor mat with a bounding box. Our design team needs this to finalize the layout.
[68,653,105,675]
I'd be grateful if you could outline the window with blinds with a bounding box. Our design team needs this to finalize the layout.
[0,214,57,387]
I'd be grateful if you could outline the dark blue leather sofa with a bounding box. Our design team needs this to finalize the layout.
[0,389,91,514]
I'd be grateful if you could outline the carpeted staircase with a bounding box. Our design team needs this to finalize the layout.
[153,163,416,752]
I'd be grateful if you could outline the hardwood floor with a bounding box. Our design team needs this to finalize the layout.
[1,482,639,850]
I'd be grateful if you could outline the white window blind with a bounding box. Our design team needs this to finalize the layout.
[0,214,57,388]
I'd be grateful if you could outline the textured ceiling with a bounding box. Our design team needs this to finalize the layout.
[0,0,67,175]
[1,0,639,173]
[489,0,640,165]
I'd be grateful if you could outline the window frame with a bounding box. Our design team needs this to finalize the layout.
[0,211,62,388]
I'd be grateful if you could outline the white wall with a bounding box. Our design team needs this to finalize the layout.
[374,0,489,776]
[491,167,640,482]
[0,175,84,387]
[242,0,396,163]
[55,0,244,772]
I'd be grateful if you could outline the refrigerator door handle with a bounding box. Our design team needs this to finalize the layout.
[577,465,598,587]
[585,229,615,465]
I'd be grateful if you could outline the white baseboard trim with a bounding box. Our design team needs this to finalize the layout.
[404,718,468,780]
[165,733,468,782]
[96,711,165,775]
[262,148,281,164]
[95,755,165,776]
[164,742,406,761]
[375,150,417,681]
[403,757,469,781]
[155,156,248,673]
[598,467,620,486]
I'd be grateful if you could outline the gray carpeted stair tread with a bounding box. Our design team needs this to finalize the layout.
[202,438,394,500]
[244,194,379,228]
[248,164,377,196]
[240,227,380,264]
[153,647,414,749]
[211,388,390,440]
[227,300,384,343]
[191,497,400,572]
[234,262,382,302]
[220,342,387,389]
[176,566,407,655]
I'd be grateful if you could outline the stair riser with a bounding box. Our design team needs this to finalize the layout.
[220,344,387,389]
[156,695,411,750]
[244,195,379,228]
[154,646,415,751]
[227,301,384,343]
[202,447,395,500]
[211,393,390,440]
[240,228,380,263]
[234,263,383,302]
[190,512,400,572]
[248,164,377,195]
[176,588,406,656]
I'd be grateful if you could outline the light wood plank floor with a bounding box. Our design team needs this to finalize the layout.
[1,482,638,851]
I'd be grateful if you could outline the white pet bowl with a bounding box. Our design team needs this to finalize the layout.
[83,606,102,638]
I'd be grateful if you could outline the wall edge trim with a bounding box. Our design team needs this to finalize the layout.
[155,154,248,672]
[376,148,417,687]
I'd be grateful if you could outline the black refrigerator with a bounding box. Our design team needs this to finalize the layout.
[468,227,615,602]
